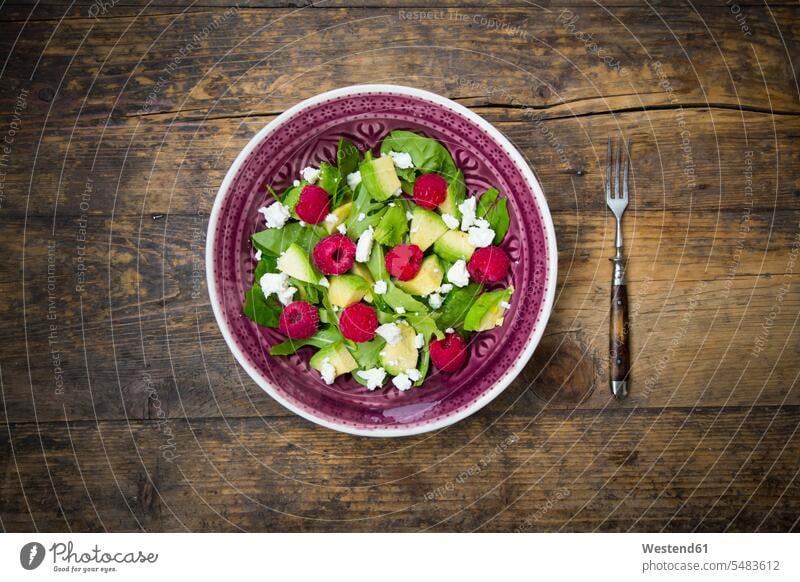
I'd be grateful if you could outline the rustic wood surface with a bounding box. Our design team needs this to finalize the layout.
[1,1,798,532]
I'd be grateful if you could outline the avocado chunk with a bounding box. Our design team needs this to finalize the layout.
[277,243,321,284]
[409,206,448,251]
[328,274,369,307]
[433,230,475,262]
[439,169,466,218]
[464,288,513,332]
[350,263,374,285]
[360,154,401,201]
[396,255,444,297]
[379,322,419,375]
[310,342,358,378]
[323,202,352,234]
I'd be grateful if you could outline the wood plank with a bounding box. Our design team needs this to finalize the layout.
[0,5,797,123]
[1,408,798,531]
[1,204,798,424]
[1,108,797,216]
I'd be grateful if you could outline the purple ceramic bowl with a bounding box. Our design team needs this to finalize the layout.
[206,85,557,436]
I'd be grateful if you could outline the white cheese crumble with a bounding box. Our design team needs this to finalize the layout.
[388,150,414,169]
[376,323,402,346]
[324,213,338,224]
[301,166,320,184]
[447,259,470,288]
[373,280,388,295]
[299,220,306,227]
[319,277,330,288]
[445,327,455,334]
[500,301,511,309]
[357,212,366,222]
[459,197,477,231]
[468,218,496,248]
[346,170,362,189]
[388,202,396,207]
[439,283,453,294]
[414,333,424,349]
[395,306,406,314]
[406,210,414,221]
[406,368,422,382]
[254,249,262,262]
[392,373,412,391]
[427,293,443,309]
[336,223,348,235]
[319,357,336,385]
[293,179,300,187]
[393,187,403,197]
[441,213,460,230]
[355,226,374,263]
[357,367,387,391]
[259,272,297,306]
[258,202,291,229]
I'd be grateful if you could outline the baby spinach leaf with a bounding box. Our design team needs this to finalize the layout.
[336,138,360,177]
[251,223,325,256]
[373,203,408,247]
[347,337,386,369]
[446,170,466,218]
[242,287,281,328]
[366,242,389,281]
[344,183,386,238]
[380,130,458,181]
[437,283,483,331]
[477,188,510,244]
[383,282,429,313]
[318,162,341,199]
[405,313,443,341]
[254,255,277,282]
[281,182,304,213]
[291,278,321,304]
[270,326,342,356]
[464,288,513,332]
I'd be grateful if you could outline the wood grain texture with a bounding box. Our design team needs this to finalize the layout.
[1,1,798,532]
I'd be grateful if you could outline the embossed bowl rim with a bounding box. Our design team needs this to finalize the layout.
[206,84,557,437]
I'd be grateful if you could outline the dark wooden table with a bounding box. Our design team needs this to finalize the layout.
[1,1,798,532]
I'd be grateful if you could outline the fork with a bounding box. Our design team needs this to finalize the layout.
[606,138,631,399]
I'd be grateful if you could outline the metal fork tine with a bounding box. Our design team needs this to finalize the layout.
[622,158,629,200]
[606,138,612,200]
[614,138,621,200]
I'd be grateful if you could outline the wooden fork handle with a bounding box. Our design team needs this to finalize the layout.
[610,281,629,399]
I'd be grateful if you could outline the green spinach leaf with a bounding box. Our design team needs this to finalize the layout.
[379,130,458,180]
[373,203,408,246]
[383,282,429,313]
[243,286,281,328]
[270,326,342,356]
[336,138,360,177]
[251,223,325,257]
[437,283,483,330]
[477,188,510,244]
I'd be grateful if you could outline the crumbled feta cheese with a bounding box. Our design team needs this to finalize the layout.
[337,223,348,234]
[459,197,477,231]
[319,277,330,288]
[301,166,320,184]
[439,283,453,294]
[355,226,374,263]
[392,373,412,391]
[468,218,496,248]
[388,202,396,207]
[373,280,388,295]
[427,293,443,309]
[441,213,460,230]
[447,259,470,288]
[445,327,455,334]
[406,211,414,221]
[293,179,300,187]
[395,306,406,314]
[356,367,387,391]
[259,272,297,306]
[500,301,511,309]
[258,202,291,229]
[357,212,366,222]
[332,305,340,312]
[299,220,306,227]
[393,187,403,197]
[324,213,338,224]
[414,333,424,349]
[346,171,362,189]
[376,323,402,346]
[254,249,262,262]
[319,357,336,385]
[406,368,422,382]
[388,150,414,169]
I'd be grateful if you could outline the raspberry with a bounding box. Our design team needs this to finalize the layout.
[467,246,510,283]
[385,244,423,281]
[278,301,319,339]
[313,234,356,275]
[413,173,448,209]
[430,332,468,372]
[339,303,378,343]
[295,185,331,224]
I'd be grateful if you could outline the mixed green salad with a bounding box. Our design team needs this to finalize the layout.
[243,130,514,391]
